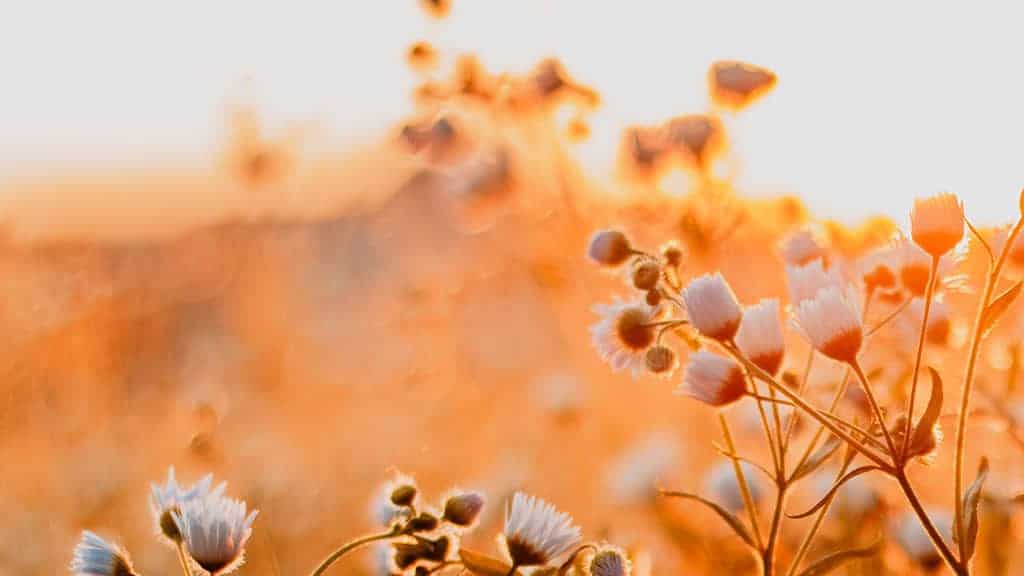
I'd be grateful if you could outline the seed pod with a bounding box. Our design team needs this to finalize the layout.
[632,261,662,290]
[443,492,485,527]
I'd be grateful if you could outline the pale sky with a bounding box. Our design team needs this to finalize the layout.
[1,0,1022,231]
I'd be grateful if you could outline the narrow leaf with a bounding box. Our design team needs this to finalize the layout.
[788,466,882,519]
[790,434,842,482]
[459,549,514,576]
[796,540,882,576]
[660,490,757,549]
[980,281,1023,339]
[908,368,944,458]
[711,444,777,484]
[961,457,990,562]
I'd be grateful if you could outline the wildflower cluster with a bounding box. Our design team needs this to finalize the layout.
[589,190,1024,575]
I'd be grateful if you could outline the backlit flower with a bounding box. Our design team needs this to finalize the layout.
[502,492,581,567]
[150,467,224,545]
[735,299,785,375]
[779,229,827,267]
[785,260,842,305]
[173,493,258,575]
[911,193,964,258]
[675,350,747,407]
[794,286,863,363]
[900,298,951,347]
[682,273,743,341]
[708,60,777,111]
[591,299,660,376]
[70,531,136,576]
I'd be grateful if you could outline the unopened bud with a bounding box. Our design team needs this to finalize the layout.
[390,484,418,507]
[159,508,183,543]
[407,512,440,532]
[662,242,684,267]
[645,346,678,375]
[588,230,633,267]
[645,289,662,307]
[442,492,485,527]
[632,261,661,290]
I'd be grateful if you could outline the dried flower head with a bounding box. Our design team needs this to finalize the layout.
[735,299,785,375]
[894,509,953,572]
[779,229,827,267]
[443,491,486,527]
[590,546,632,576]
[70,531,136,576]
[502,492,582,567]
[682,273,743,341]
[173,493,258,576]
[794,285,863,364]
[675,350,747,407]
[911,193,964,258]
[150,467,224,545]
[591,299,660,376]
[705,460,764,512]
[588,230,634,267]
[631,260,662,291]
[708,60,777,111]
[644,345,679,376]
[785,260,842,305]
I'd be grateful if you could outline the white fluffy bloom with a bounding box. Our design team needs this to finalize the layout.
[735,299,785,375]
[590,299,659,376]
[173,493,258,576]
[682,273,743,341]
[704,460,764,513]
[793,286,863,363]
[785,260,842,305]
[899,297,951,347]
[502,492,581,567]
[911,193,964,257]
[894,509,953,570]
[70,531,136,576]
[150,467,225,545]
[779,229,827,266]
[606,433,680,504]
[675,350,747,407]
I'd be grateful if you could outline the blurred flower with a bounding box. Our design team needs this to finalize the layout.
[150,467,224,545]
[590,546,632,576]
[735,299,785,375]
[606,433,681,504]
[893,509,953,572]
[173,493,258,576]
[779,229,827,267]
[502,492,581,567]
[785,259,842,305]
[676,350,747,407]
[588,230,633,267]
[911,193,964,258]
[794,285,863,363]
[860,248,898,294]
[535,372,586,419]
[591,299,660,376]
[663,114,726,169]
[708,60,777,111]
[704,460,764,513]
[70,531,136,576]
[899,298,951,347]
[896,239,933,297]
[682,273,743,341]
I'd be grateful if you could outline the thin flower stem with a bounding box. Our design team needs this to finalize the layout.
[849,361,898,465]
[902,256,938,461]
[790,368,853,475]
[748,372,783,477]
[785,455,854,576]
[176,543,193,576]
[724,346,891,471]
[310,528,401,576]
[864,296,913,337]
[762,484,788,576]
[719,412,765,550]
[897,472,965,575]
[782,349,815,454]
[954,216,1024,561]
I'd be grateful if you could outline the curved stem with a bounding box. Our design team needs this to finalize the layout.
[897,472,965,575]
[719,412,765,550]
[310,528,400,576]
[849,361,898,465]
[902,256,938,461]
[954,216,1024,561]
[175,543,193,576]
[786,455,854,576]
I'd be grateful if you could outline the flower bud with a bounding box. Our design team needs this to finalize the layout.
[407,512,440,532]
[588,230,633,267]
[645,289,662,307]
[632,261,661,290]
[390,484,418,507]
[661,242,684,268]
[442,492,485,527]
[590,546,632,576]
[644,346,678,375]
[911,192,964,258]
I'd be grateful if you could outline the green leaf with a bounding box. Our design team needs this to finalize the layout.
[459,549,515,576]
[660,490,758,550]
[790,434,842,483]
[961,457,990,562]
[908,367,944,459]
[788,466,882,520]
[980,281,1023,339]
[796,540,882,576]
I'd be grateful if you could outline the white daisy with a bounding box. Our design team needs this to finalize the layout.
[150,467,225,545]
[682,273,743,341]
[173,493,258,576]
[70,531,136,576]
[590,299,660,376]
[911,192,964,258]
[502,492,582,567]
[675,350,747,407]
[779,229,827,267]
[793,285,863,364]
[735,299,785,375]
[785,260,842,305]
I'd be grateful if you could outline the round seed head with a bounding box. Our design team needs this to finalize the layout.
[632,261,661,291]
[661,242,684,267]
[443,492,485,527]
[645,289,662,307]
[588,230,633,267]
[391,484,418,508]
[590,547,632,576]
[644,346,678,376]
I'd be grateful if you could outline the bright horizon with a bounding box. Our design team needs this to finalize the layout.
[2,0,1022,234]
